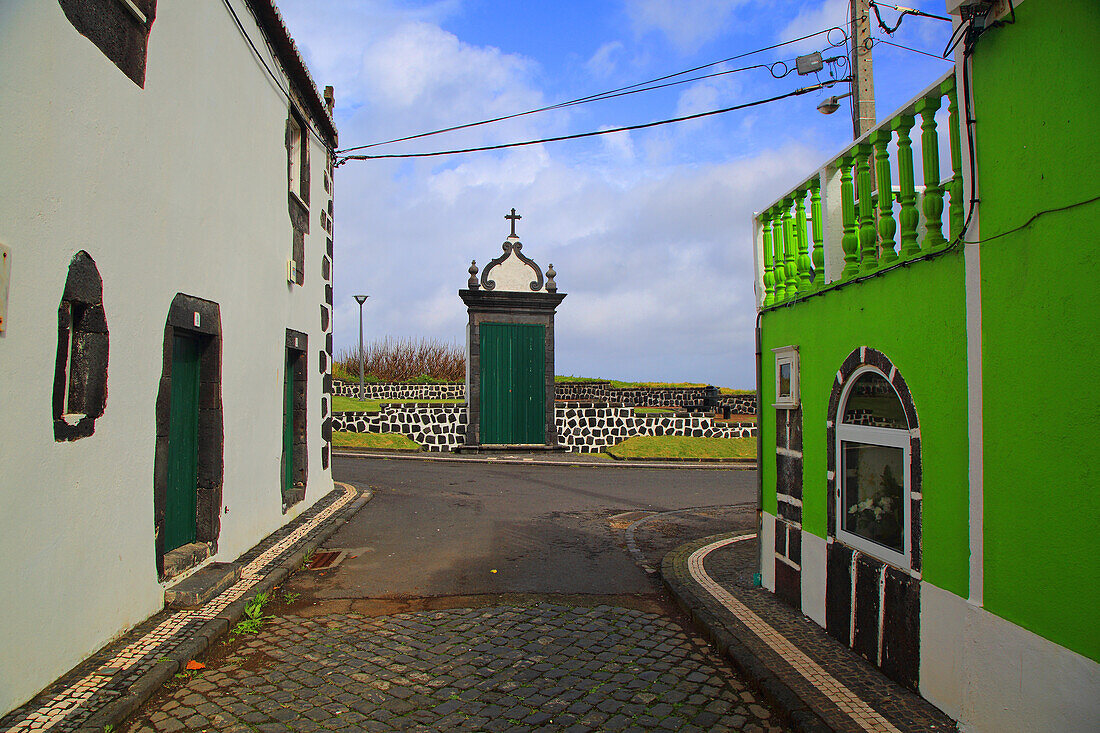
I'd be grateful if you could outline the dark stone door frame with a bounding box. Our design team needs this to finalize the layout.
[459,289,565,448]
[153,294,223,580]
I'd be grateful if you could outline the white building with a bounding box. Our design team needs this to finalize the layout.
[0,0,338,714]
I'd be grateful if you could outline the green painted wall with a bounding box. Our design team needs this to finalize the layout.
[760,254,970,597]
[973,0,1100,661]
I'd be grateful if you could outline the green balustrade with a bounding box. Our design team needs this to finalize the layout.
[945,78,965,241]
[810,178,824,289]
[871,129,898,264]
[840,155,859,280]
[916,95,946,250]
[781,198,797,299]
[761,209,776,307]
[894,114,921,257]
[856,143,878,273]
[755,72,960,310]
[795,190,812,291]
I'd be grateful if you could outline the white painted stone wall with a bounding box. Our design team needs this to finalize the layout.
[0,1,334,714]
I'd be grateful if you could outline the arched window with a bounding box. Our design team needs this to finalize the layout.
[836,367,911,568]
[53,251,108,441]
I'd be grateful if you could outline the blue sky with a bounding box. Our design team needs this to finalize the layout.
[276,0,953,388]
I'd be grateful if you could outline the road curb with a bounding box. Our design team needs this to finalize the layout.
[72,483,372,733]
[661,534,835,733]
[333,450,753,470]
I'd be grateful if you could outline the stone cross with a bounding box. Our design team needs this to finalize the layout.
[505,208,521,237]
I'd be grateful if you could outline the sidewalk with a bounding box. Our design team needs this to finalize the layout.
[0,483,370,733]
[662,532,956,733]
[333,448,754,470]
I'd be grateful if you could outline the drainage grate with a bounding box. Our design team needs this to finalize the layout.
[306,550,345,571]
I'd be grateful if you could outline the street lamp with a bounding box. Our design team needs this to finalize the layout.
[817,91,853,115]
[354,295,369,400]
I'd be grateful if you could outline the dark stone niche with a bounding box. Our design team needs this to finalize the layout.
[53,251,108,442]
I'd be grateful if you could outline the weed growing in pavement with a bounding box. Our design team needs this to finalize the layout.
[282,590,301,604]
[232,591,275,635]
[299,548,316,570]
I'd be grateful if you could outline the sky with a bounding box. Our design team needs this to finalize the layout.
[275,0,954,388]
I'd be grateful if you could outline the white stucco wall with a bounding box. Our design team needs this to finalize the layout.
[0,0,334,714]
[919,583,1100,733]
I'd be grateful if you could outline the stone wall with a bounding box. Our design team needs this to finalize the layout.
[554,381,613,401]
[331,404,467,451]
[718,394,757,414]
[332,380,464,401]
[556,403,757,453]
[332,402,755,453]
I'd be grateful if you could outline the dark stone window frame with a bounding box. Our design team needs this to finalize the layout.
[58,0,157,88]
[53,251,108,441]
[286,106,310,287]
[824,346,922,691]
[152,294,223,580]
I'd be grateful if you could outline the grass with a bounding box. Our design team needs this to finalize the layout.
[332,396,464,412]
[332,431,421,451]
[556,375,755,391]
[634,407,677,414]
[605,435,757,461]
[332,395,382,412]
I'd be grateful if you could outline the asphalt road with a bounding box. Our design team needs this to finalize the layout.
[290,456,759,602]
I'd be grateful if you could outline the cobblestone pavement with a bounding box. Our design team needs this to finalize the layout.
[123,604,788,733]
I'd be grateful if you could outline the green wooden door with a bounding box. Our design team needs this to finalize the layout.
[165,334,201,551]
[282,350,295,496]
[480,323,545,444]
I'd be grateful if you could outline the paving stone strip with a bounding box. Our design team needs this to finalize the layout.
[0,484,367,733]
[121,604,788,733]
[662,533,955,733]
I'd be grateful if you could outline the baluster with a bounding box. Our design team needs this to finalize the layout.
[840,155,859,280]
[781,197,797,299]
[915,95,946,250]
[771,211,785,300]
[871,129,898,263]
[810,178,824,288]
[945,78,965,241]
[856,143,878,273]
[894,114,920,257]
[761,208,775,307]
[795,189,812,291]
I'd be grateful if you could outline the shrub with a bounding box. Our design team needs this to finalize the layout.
[334,336,464,383]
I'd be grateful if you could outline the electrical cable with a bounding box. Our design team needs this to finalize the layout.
[963,195,1100,244]
[336,79,847,164]
[869,1,951,35]
[336,26,850,154]
[872,37,953,61]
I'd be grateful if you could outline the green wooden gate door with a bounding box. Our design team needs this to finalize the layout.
[165,334,201,551]
[282,350,295,497]
[480,323,545,444]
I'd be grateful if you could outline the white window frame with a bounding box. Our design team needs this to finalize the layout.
[772,345,799,409]
[835,365,911,570]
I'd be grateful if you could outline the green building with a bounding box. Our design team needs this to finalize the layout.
[752,1,1098,730]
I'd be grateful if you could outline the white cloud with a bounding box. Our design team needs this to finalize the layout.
[585,41,625,79]
[625,0,747,53]
[276,0,841,388]
[777,0,849,55]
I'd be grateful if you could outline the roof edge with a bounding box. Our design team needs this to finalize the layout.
[244,0,338,147]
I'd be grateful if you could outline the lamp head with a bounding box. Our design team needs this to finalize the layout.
[354,294,369,305]
[817,96,841,115]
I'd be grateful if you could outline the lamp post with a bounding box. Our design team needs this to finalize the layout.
[354,295,369,400]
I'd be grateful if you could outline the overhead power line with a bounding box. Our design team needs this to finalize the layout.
[335,25,849,154]
[873,37,953,61]
[335,79,848,164]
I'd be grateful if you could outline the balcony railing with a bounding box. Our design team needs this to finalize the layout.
[754,70,964,309]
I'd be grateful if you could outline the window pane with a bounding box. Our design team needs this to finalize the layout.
[842,442,904,553]
[842,371,907,429]
[779,362,791,397]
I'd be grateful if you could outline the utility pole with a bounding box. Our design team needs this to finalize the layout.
[850,0,876,138]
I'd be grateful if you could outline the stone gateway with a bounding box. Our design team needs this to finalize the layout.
[461,210,564,449]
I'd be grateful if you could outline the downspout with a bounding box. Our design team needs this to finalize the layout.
[754,310,764,584]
